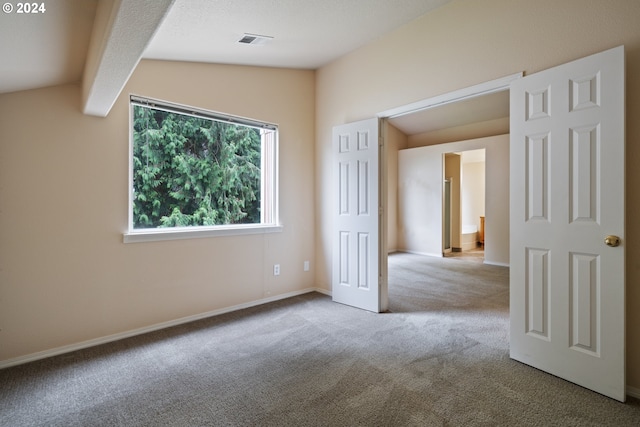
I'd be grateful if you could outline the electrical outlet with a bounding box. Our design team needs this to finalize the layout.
[304,261,310,271]
[273,264,280,276]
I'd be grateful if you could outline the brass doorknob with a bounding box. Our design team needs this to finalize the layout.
[604,235,621,247]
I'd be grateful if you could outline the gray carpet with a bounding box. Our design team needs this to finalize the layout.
[1,252,639,426]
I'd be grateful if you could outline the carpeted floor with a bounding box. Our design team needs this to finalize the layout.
[1,252,639,426]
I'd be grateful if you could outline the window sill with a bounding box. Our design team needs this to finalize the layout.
[123,224,283,243]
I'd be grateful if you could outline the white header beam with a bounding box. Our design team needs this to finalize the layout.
[82,0,174,117]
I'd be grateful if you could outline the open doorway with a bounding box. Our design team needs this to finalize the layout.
[330,74,518,313]
[381,76,512,270]
[379,76,514,314]
[443,149,486,262]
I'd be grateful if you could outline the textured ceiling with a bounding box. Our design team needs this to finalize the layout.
[0,0,450,96]
[0,0,510,129]
[388,90,510,135]
[143,0,451,69]
[0,0,97,94]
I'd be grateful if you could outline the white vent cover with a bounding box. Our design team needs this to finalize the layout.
[238,33,273,45]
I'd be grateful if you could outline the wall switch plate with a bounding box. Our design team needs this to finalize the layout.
[273,264,280,276]
[304,261,310,271]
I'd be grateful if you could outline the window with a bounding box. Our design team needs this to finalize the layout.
[125,96,279,243]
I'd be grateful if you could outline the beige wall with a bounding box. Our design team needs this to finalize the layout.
[384,122,408,252]
[409,117,509,148]
[461,160,485,233]
[0,60,315,362]
[315,0,640,389]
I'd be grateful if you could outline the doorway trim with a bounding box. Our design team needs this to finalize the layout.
[378,72,522,120]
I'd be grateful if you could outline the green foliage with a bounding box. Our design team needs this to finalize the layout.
[132,105,262,228]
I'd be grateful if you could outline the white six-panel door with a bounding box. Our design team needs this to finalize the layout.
[332,118,382,312]
[510,46,625,401]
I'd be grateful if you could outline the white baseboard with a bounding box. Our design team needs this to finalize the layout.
[0,287,328,370]
[483,260,510,267]
[627,385,640,399]
[399,249,443,258]
[314,287,331,296]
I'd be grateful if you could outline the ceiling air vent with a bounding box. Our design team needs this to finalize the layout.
[238,33,273,45]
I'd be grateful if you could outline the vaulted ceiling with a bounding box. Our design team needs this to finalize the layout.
[0,0,508,134]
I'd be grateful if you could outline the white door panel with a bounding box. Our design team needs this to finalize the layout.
[332,118,382,312]
[510,46,625,401]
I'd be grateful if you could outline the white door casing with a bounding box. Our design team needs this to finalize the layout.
[510,46,625,401]
[332,118,385,312]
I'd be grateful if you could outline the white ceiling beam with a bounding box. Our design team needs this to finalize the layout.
[82,0,175,117]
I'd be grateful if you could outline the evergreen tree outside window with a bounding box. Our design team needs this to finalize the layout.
[127,96,278,240]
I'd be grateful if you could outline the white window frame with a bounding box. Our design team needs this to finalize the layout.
[123,95,281,243]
